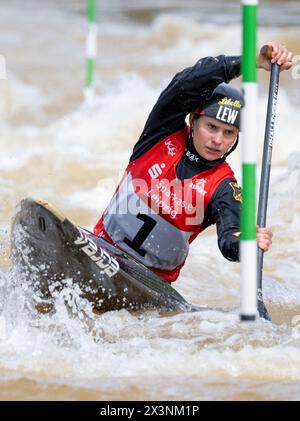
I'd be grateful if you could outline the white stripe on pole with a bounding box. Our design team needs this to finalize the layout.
[241,83,258,163]
[240,241,258,316]
[0,55,6,80]
[242,0,258,5]
[86,23,98,59]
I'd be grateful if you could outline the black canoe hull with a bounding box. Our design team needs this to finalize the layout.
[10,198,199,314]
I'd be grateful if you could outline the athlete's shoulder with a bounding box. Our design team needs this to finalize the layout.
[219,160,236,176]
[213,177,242,204]
[130,126,188,164]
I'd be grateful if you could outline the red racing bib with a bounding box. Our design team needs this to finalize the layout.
[94,127,234,281]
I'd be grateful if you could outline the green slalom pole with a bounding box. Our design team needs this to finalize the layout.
[240,0,258,321]
[85,0,97,93]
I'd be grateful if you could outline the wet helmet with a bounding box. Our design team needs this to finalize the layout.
[193,83,245,130]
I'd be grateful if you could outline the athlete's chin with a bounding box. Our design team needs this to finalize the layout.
[202,150,223,161]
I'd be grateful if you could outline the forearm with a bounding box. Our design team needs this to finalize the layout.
[218,232,240,262]
[208,178,241,262]
[150,54,242,122]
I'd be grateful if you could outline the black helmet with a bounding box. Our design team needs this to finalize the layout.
[194,83,245,130]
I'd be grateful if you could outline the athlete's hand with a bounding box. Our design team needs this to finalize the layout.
[256,226,273,252]
[258,42,293,72]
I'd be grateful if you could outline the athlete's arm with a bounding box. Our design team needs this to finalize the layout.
[204,180,273,260]
[130,55,241,162]
[203,178,241,262]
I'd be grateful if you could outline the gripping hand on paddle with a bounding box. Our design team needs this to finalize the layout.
[256,226,273,252]
[258,42,293,72]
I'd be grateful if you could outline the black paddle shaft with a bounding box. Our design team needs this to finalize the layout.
[257,45,280,320]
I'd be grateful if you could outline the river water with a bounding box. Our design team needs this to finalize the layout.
[1,0,300,401]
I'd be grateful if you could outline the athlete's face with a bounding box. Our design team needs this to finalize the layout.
[191,116,239,161]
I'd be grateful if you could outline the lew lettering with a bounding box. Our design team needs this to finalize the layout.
[216,106,238,125]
